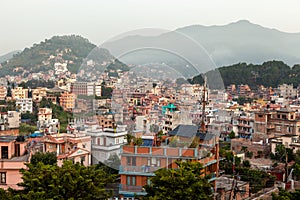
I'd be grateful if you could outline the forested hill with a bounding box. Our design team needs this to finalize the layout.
[190,61,300,88]
[0,35,129,77]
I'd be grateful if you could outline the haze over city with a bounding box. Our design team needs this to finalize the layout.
[1,0,300,55]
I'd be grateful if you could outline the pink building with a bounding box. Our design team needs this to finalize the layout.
[0,136,29,190]
[43,133,92,166]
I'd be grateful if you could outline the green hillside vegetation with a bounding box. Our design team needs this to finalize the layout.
[0,35,130,78]
[0,35,96,76]
[190,60,300,88]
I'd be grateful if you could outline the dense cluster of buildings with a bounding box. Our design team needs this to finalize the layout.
[1,65,300,198]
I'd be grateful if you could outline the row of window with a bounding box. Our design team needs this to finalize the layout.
[126,157,161,167]
[126,175,151,186]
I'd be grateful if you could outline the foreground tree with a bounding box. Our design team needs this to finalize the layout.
[30,152,57,166]
[143,161,212,200]
[17,160,115,199]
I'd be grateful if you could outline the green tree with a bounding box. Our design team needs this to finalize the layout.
[18,160,115,199]
[133,137,143,146]
[30,152,57,166]
[272,188,300,200]
[19,123,36,135]
[243,160,251,168]
[245,151,253,159]
[143,161,212,200]
[229,131,235,139]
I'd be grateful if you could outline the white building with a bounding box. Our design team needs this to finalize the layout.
[86,124,127,164]
[278,84,297,99]
[54,62,68,75]
[7,111,21,129]
[16,98,33,113]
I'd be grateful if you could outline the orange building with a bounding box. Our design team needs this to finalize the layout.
[59,92,76,111]
[0,86,7,100]
[119,124,219,197]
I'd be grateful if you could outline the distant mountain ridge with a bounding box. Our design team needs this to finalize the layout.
[102,20,300,68]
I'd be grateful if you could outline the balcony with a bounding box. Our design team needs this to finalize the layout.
[207,172,217,182]
[119,184,146,196]
[119,165,160,176]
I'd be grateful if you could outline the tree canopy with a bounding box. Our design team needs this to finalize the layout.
[190,60,300,88]
[30,152,57,166]
[143,161,212,200]
[0,160,116,200]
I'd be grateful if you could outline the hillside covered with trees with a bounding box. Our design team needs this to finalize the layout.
[190,60,300,88]
[0,35,129,76]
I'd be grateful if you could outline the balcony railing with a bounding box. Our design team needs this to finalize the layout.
[119,184,144,193]
[119,165,160,174]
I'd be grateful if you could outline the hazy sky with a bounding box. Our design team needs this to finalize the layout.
[1,0,300,55]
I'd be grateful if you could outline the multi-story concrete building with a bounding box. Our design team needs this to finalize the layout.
[0,86,7,100]
[96,113,115,129]
[270,134,300,154]
[12,87,28,100]
[278,84,297,99]
[16,98,33,113]
[7,111,20,130]
[254,109,300,139]
[32,87,47,103]
[70,82,101,96]
[43,133,91,166]
[238,84,251,97]
[86,125,127,164]
[38,108,52,122]
[0,136,29,190]
[119,124,219,198]
[0,111,20,135]
[59,92,76,111]
[237,116,254,139]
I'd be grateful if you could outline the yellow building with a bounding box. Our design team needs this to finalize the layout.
[32,87,47,103]
[12,87,28,100]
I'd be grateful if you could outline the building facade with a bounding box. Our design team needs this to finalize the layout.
[16,98,33,113]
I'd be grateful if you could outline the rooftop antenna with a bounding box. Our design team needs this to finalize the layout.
[200,75,207,133]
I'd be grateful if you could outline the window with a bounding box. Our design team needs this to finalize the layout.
[0,172,6,184]
[276,126,281,132]
[147,157,160,167]
[1,146,8,159]
[126,157,136,166]
[126,176,136,186]
[80,156,85,165]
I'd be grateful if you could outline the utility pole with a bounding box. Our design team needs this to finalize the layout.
[285,150,288,183]
[200,76,207,133]
[230,154,236,200]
